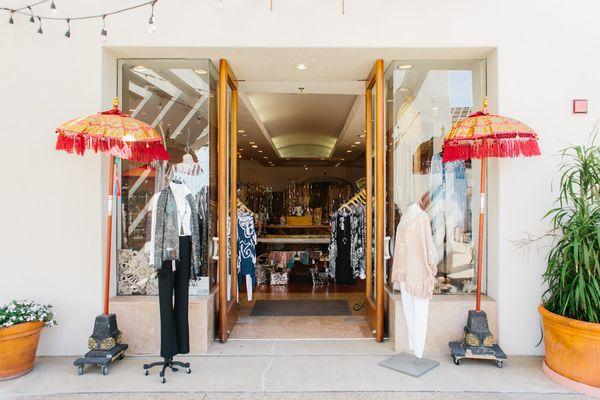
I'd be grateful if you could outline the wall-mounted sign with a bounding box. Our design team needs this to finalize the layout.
[573,99,588,114]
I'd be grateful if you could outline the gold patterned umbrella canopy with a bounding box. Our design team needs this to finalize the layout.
[442,100,540,162]
[442,98,540,312]
[56,98,169,162]
[54,98,169,316]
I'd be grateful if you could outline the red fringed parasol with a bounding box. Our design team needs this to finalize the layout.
[442,98,540,311]
[56,98,169,162]
[55,98,169,316]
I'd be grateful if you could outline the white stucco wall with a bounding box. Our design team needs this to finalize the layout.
[1,0,599,356]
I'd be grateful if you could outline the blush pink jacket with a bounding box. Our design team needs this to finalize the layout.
[391,212,438,299]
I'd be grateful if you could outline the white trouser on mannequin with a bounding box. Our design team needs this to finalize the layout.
[400,282,430,358]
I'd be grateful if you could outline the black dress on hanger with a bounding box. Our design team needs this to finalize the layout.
[335,212,355,285]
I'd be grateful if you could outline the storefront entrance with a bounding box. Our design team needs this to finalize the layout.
[114,53,488,354]
[215,58,386,342]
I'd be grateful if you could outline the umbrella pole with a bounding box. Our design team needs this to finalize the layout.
[475,157,486,311]
[103,156,115,315]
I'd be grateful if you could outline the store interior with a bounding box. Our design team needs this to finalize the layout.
[116,58,483,341]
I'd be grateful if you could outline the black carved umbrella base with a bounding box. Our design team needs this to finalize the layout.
[73,314,128,375]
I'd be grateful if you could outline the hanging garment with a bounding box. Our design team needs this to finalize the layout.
[237,211,257,298]
[158,235,191,358]
[334,210,355,285]
[150,182,201,278]
[391,203,437,298]
[350,203,367,279]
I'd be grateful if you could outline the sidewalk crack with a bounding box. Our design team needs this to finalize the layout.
[260,342,276,391]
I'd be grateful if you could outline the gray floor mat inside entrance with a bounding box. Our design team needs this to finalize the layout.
[250,300,352,316]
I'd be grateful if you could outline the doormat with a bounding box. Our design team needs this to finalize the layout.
[250,300,352,317]
[379,352,439,378]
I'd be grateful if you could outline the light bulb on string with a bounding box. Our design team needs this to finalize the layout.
[147,1,157,34]
[50,1,57,15]
[36,17,42,34]
[28,6,34,23]
[8,10,14,24]
[64,18,71,38]
[100,15,108,42]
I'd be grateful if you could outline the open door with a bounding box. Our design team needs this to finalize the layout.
[365,59,385,342]
[218,59,239,342]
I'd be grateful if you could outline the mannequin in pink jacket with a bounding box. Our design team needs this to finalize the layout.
[392,202,438,359]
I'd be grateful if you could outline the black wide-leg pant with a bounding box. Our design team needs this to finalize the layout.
[158,236,191,359]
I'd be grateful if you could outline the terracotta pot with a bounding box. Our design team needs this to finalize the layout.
[539,305,600,388]
[0,321,44,380]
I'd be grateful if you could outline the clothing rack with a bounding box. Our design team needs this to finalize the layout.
[338,188,366,211]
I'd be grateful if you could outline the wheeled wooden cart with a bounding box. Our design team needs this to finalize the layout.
[73,343,128,375]
[449,341,507,368]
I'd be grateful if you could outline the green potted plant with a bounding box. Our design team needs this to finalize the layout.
[539,131,600,390]
[0,300,57,380]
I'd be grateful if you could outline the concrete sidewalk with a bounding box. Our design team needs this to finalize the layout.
[0,340,589,399]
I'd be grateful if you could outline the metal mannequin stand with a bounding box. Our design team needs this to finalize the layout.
[143,357,191,383]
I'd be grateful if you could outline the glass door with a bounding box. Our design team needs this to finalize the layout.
[217,59,239,342]
[365,59,385,342]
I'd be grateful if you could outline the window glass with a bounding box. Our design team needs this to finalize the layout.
[386,60,487,295]
[116,59,214,296]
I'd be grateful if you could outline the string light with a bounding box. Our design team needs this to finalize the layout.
[100,15,107,40]
[1,0,158,38]
[147,0,156,34]
[64,17,70,38]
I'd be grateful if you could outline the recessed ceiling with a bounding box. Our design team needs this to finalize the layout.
[247,92,355,159]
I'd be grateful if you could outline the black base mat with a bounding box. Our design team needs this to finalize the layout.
[250,300,352,317]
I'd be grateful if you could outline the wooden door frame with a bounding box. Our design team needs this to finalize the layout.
[218,59,239,342]
[365,59,385,342]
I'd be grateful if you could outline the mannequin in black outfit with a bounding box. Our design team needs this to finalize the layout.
[143,235,193,382]
[158,236,191,358]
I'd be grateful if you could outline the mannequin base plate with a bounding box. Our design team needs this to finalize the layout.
[143,357,191,383]
[379,352,439,378]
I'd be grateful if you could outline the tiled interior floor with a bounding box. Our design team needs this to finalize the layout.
[231,285,372,339]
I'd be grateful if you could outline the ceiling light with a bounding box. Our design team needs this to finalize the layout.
[320,158,326,161]
[252,145,258,148]
[241,134,248,137]
[351,144,356,148]
[257,150,263,153]
[397,64,413,70]
[237,129,245,133]
[354,141,361,145]
[346,150,353,153]
[263,156,268,159]
[238,148,244,151]
[249,141,255,144]
[194,68,208,75]
[296,64,308,70]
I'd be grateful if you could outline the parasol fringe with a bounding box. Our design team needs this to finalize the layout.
[442,134,541,163]
[56,133,170,163]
